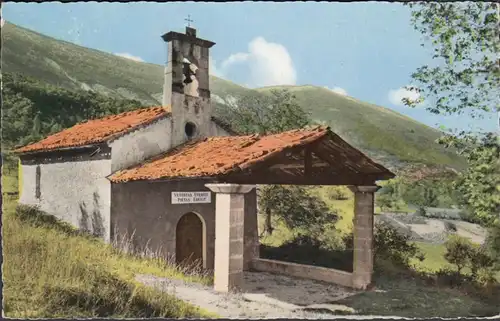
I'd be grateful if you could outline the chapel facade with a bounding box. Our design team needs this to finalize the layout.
[15,26,395,292]
[16,26,257,271]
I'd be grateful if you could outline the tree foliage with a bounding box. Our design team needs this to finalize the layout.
[407,2,500,226]
[406,2,499,116]
[2,72,144,149]
[259,185,338,239]
[439,132,500,226]
[216,89,311,135]
[444,235,497,277]
[218,89,333,237]
[376,173,460,211]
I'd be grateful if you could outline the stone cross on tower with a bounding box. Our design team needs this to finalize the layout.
[184,15,193,27]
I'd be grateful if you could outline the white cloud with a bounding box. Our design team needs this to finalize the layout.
[324,86,348,96]
[115,52,144,62]
[209,57,222,77]
[221,52,250,70]
[388,87,421,106]
[220,37,296,88]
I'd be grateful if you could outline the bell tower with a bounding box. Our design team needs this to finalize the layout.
[161,25,216,147]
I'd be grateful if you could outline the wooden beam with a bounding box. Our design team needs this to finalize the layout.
[304,148,312,176]
[269,162,330,170]
[222,171,381,186]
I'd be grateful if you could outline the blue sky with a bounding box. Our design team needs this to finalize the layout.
[3,2,496,132]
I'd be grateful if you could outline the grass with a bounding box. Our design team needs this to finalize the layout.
[2,169,216,318]
[411,242,449,273]
[335,275,499,318]
[257,189,499,317]
[3,21,465,170]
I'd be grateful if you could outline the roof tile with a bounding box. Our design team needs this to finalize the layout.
[109,126,330,182]
[15,106,171,153]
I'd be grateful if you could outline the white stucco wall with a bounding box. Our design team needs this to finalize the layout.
[16,113,231,244]
[109,117,173,172]
[110,116,230,172]
[209,121,232,137]
[170,92,213,148]
[19,159,112,242]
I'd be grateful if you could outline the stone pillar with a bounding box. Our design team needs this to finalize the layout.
[205,183,255,292]
[243,189,259,271]
[348,185,380,290]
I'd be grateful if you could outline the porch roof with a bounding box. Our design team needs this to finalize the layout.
[108,126,395,186]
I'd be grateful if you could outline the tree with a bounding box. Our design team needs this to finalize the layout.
[216,89,333,236]
[216,89,311,135]
[406,2,500,225]
[440,132,500,226]
[406,2,499,116]
[2,72,143,150]
[259,185,338,239]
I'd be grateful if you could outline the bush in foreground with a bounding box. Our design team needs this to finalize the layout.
[444,235,497,280]
[373,222,425,270]
[3,204,212,318]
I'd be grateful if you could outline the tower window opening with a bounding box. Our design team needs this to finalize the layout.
[185,122,197,138]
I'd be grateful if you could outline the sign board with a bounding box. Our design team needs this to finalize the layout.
[171,191,211,204]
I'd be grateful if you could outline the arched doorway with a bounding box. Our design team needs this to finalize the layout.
[176,212,204,269]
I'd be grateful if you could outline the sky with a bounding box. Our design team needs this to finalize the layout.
[2,1,497,132]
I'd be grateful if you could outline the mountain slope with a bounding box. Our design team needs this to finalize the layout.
[2,22,465,170]
[257,86,462,169]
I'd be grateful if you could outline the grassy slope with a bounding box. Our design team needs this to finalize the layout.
[2,169,215,318]
[2,22,465,170]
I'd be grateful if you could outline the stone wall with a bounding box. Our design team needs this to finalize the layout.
[170,93,213,148]
[110,115,230,172]
[111,179,258,271]
[110,117,173,172]
[19,157,112,242]
[162,28,216,149]
[251,258,354,288]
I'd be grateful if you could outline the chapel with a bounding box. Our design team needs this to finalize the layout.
[15,26,395,292]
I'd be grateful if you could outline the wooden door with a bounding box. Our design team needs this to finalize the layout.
[176,212,203,269]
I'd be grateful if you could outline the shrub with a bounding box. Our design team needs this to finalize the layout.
[469,247,495,278]
[485,223,500,267]
[444,235,475,273]
[444,221,457,233]
[459,209,483,225]
[416,206,427,216]
[444,235,498,279]
[374,222,424,268]
[326,187,350,200]
[341,222,425,272]
[435,267,471,288]
[342,232,354,251]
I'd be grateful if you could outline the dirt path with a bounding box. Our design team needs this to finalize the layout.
[136,271,362,319]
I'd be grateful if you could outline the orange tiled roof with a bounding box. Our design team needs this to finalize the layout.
[15,107,171,153]
[109,126,330,182]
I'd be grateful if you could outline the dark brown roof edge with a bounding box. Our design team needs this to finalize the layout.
[211,116,240,135]
[322,131,396,179]
[14,143,103,156]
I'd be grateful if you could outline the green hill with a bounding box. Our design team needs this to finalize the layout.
[2,22,465,170]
